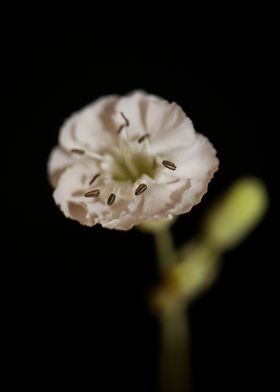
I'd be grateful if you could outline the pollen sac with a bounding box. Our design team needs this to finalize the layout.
[89,174,100,185]
[107,193,116,205]
[120,112,130,127]
[135,183,147,195]
[162,160,176,170]
[138,134,150,143]
[71,148,85,155]
[84,189,100,197]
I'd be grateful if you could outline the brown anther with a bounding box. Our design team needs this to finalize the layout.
[89,174,100,185]
[117,124,125,134]
[120,112,130,127]
[162,160,176,170]
[107,193,116,206]
[138,134,150,143]
[135,183,147,195]
[71,148,85,155]
[84,189,100,197]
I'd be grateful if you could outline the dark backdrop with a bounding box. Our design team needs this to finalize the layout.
[2,33,276,392]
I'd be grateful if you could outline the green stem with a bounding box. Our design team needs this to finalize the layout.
[160,306,191,392]
[154,227,175,276]
[154,228,191,392]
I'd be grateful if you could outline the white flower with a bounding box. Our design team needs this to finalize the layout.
[48,91,219,230]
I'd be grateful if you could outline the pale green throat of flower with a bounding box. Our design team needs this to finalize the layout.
[110,111,156,182]
[110,142,156,182]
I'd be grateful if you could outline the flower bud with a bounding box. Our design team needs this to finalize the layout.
[203,178,268,251]
[164,241,220,302]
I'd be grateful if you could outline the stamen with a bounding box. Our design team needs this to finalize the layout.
[84,189,100,197]
[70,146,107,165]
[117,112,130,134]
[107,193,116,205]
[162,160,176,171]
[71,148,85,155]
[89,174,100,185]
[135,183,147,195]
[138,134,150,143]
[85,150,105,161]
[117,124,125,134]
[120,112,130,127]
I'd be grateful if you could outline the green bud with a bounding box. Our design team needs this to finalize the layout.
[203,178,268,251]
[165,241,221,302]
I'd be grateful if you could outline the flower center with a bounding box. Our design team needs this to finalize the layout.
[109,142,156,182]
[72,112,177,205]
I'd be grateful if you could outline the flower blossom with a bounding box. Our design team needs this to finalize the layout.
[48,91,219,230]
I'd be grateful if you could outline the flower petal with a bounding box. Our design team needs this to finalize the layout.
[47,146,75,187]
[115,91,196,151]
[102,177,190,230]
[100,197,143,230]
[170,178,214,216]
[53,163,104,226]
[59,95,119,153]
[113,90,148,135]
[144,99,193,139]
[164,135,219,215]
[163,134,219,180]
[139,178,191,219]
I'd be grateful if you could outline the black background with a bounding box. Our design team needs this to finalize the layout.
[2,23,277,392]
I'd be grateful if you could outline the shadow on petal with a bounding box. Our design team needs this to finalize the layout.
[68,202,88,225]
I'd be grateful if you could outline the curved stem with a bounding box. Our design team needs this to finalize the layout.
[154,228,191,392]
